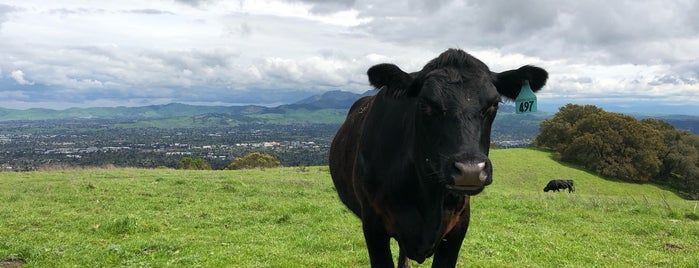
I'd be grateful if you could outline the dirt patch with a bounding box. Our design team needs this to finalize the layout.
[1,258,26,268]
[664,243,685,250]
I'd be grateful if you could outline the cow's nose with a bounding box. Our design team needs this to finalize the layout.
[451,162,487,187]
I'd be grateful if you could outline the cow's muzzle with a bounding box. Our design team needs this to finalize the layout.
[447,161,490,194]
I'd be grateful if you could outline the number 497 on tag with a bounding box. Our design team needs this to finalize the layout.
[518,100,534,113]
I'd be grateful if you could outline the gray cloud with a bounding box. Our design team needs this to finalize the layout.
[0,0,697,111]
[287,0,357,14]
[340,0,699,66]
[560,76,593,84]
[239,22,252,37]
[649,73,698,87]
[173,0,214,7]
[671,61,699,81]
[0,4,17,29]
[49,7,107,16]
[123,9,176,15]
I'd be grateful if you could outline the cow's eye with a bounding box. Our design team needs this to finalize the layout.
[419,99,443,116]
[418,101,433,115]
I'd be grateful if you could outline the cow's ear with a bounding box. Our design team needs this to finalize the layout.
[367,63,413,97]
[493,65,548,100]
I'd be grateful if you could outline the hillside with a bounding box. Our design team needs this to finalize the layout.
[280,90,375,110]
[0,149,696,267]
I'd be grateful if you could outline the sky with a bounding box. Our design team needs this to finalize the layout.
[0,0,698,115]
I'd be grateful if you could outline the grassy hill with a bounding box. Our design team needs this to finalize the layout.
[0,149,697,267]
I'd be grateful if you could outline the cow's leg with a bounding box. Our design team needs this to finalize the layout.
[397,248,411,268]
[362,216,393,267]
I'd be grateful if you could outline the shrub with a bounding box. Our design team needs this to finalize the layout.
[226,152,281,170]
[177,157,211,170]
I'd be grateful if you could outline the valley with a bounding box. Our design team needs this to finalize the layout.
[1,91,698,171]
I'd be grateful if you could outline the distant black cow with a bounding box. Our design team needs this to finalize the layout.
[544,179,575,193]
[329,48,548,267]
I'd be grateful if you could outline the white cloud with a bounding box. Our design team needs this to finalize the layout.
[10,70,33,85]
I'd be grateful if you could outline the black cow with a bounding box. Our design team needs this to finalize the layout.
[329,49,548,267]
[544,179,575,193]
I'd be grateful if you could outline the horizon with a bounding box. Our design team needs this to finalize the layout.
[2,89,698,117]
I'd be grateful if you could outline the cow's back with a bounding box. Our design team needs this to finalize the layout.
[329,96,374,216]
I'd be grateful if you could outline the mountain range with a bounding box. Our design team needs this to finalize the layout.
[0,90,375,122]
[0,90,697,134]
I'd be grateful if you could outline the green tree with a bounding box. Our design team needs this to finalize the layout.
[559,112,662,182]
[226,152,281,170]
[534,104,604,151]
[177,157,211,170]
[645,118,699,199]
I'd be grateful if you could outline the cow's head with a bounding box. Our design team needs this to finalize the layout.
[368,49,548,195]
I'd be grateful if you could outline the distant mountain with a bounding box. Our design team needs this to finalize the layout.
[0,103,267,121]
[0,90,376,122]
[283,90,375,110]
[635,114,699,134]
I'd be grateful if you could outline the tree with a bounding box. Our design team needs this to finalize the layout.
[225,152,281,170]
[534,104,604,151]
[177,157,211,170]
[645,119,699,199]
[558,112,662,182]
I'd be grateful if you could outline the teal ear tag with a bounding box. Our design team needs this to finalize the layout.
[515,80,537,114]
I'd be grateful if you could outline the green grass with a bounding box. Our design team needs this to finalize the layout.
[0,149,697,267]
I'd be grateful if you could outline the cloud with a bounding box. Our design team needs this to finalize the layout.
[49,7,107,16]
[123,9,175,15]
[256,54,360,88]
[0,0,696,112]
[340,0,699,66]
[173,0,216,8]
[10,70,34,85]
[238,22,252,37]
[0,3,16,30]
[286,0,356,14]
